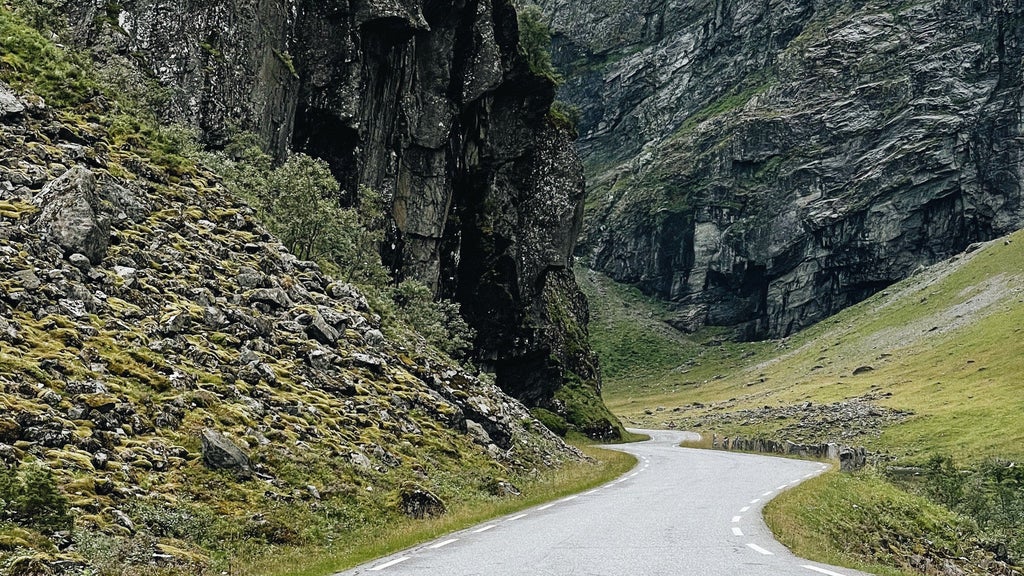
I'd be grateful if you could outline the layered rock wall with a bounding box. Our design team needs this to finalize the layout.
[543,0,1024,338]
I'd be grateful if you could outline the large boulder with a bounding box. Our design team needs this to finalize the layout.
[34,166,110,265]
[200,428,252,480]
[398,483,446,519]
[0,82,25,118]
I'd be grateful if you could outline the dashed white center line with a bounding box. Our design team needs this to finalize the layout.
[370,556,411,571]
[802,565,847,576]
[429,539,458,549]
[740,506,750,513]
[731,515,742,523]
[472,524,496,533]
[732,527,744,536]
[506,514,528,522]
[747,543,774,555]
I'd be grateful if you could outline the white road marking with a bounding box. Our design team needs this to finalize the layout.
[370,557,411,571]
[473,524,496,533]
[429,539,458,549]
[629,473,639,478]
[584,489,599,496]
[740,506,750,512]
[762,491,774,496]
[506,514,528,522]
[561,495,578,502]
[747,543,774,555]
[804,473,815,479]
[750,498,761,504]
[802,565,847,576]
[731,516,742,523]
[537,503,556,511]
[777,485,789,490]
[732,527,744,536]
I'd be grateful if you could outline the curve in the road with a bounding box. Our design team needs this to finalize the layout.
[334,429,871,576]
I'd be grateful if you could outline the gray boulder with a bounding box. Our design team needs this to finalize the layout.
[399,483,446,519]
[200,428,252,479]
[34,166,110,265]
[0,82,25,118]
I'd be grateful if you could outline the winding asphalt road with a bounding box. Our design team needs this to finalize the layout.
[335,429,872,576]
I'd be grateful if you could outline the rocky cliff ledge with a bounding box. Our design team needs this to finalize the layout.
[60,0,621,436]
[542,0,1024,339]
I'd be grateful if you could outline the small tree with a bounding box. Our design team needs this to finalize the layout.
[0,463,72,533]
[265,153,342,261]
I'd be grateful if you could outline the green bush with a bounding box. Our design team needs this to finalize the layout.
[390,279,476,359]
[0,463,72,534]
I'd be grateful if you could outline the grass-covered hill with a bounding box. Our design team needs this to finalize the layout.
[579,231,1024,575]
[0,6,605,575]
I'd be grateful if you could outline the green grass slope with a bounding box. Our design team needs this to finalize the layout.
[579,233,1024,574]
[583,233,1024,462]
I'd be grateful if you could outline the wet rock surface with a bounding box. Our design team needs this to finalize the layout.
[543,0,1024,339]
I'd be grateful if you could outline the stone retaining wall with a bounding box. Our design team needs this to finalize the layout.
[711,435,867,472]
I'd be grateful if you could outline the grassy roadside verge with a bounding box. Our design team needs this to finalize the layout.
[249,445,637,576]
[765,472,976,576]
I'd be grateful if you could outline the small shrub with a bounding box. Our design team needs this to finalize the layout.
[390,279,476,358]
[0,463,72,534]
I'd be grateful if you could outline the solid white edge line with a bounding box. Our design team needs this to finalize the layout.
[429,539,458,549]
[747,543,774,555]
[506,513,528,522]
[561,495,578,502]
[538,503,556,511]
[584,489,599,496]
[731,515,742,523]
[750,498,761,504]
[472,524,496,533]
[370,556,411,571]
[740,506,750,512]
[777,485,789,490]
[762,491,774,496]
[802,565,847,576]
[732,527,744,536]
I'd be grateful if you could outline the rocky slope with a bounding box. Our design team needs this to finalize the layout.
[49,0,623,437]
[0,71,581,573]
[541,0,1024,339]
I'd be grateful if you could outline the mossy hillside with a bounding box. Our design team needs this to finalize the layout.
[0,8,582,574]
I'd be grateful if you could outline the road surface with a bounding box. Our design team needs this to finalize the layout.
[335,429,871,576]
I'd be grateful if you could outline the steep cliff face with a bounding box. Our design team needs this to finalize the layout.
[64,0,620,435]
[542,0,1024,339]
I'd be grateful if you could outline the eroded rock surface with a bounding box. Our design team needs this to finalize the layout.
[543,0,1024,339]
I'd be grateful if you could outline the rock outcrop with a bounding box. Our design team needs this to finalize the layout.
[58,0,619,435]
[542,0,1024,338]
